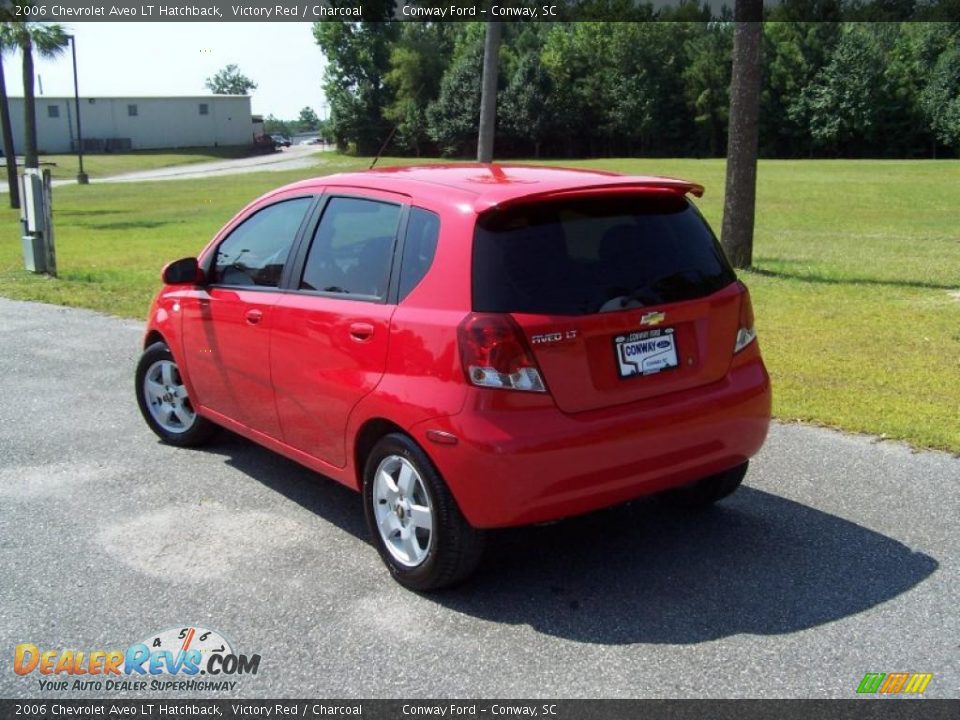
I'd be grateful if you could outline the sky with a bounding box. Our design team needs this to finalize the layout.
[1,23,328,121]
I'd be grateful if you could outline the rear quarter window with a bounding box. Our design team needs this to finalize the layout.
[472,194,735,316]
[399,208,440,301]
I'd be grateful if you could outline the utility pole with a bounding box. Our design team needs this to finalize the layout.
[68,35,89,185]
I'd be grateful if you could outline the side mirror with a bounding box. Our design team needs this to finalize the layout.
[162,257,204,285]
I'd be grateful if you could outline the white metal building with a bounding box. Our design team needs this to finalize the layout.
[5,95,254,154]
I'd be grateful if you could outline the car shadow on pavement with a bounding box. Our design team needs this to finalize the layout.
[206,433,938,645]
[442,489,939,644]
[208,431,369,539]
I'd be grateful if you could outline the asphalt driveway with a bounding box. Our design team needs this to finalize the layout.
[0,297,956,698]
[0,145,326,193]
[102,144,325,183]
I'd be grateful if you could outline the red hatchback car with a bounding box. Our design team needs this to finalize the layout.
[136,164,771,590]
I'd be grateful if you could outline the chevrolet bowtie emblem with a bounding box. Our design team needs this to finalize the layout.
[640,311,666,326]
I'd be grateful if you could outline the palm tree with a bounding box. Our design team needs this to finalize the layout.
[720,0,763,269]
[0,18,69,170]
[0,6,19,208]
[477,20,502,163]
[0,40,20,208]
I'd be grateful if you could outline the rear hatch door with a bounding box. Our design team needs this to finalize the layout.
[472,191,742,414]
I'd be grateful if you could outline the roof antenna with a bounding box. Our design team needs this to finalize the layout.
[369,126,398,170]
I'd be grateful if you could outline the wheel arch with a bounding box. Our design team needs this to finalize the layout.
[352,418,408,490]
[144,330,166,349]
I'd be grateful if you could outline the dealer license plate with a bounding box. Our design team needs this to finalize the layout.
[614,327,679,378]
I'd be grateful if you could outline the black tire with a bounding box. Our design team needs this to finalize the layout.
[363,433,485,591]
[135,342,218,447]
[661,461,749,508]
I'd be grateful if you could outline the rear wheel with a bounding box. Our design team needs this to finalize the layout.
[661,461,748,508]
[135,342,218,447]
[363,433,485,591]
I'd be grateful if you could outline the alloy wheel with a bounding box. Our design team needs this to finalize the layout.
[142,359,197,434]
[372,455,435,567]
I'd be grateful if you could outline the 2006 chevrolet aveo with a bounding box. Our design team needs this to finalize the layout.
[136,164,771,590]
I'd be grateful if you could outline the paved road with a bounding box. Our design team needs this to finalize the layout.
[102,145,326,183]
[0,298,956,699]
[0,145,327,192]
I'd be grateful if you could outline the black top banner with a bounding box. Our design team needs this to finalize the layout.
[1,0,957,22]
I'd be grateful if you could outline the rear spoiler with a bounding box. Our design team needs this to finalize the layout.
[474,179,705,214]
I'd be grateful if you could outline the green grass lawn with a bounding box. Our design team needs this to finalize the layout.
[2,146,256,181]
[0,155,957,453]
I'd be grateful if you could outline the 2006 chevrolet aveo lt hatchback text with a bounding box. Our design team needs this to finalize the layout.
[135,164,771,590]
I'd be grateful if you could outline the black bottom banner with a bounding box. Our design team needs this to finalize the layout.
[1,699,958,720]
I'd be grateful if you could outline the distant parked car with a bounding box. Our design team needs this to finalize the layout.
[251,134,277,154]
[299,137,323,146]
[271,134,291,148]
[135,164,771,590]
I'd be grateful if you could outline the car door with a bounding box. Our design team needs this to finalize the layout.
[179,194,315,438]
[270,192,406,467]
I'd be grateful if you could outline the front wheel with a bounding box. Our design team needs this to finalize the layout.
[363,433,485,591]
[661,461,749,508]
[135,342,218,447]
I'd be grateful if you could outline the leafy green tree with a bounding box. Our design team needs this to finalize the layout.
[541,23,613,156]
[760,18,841,156]
[384,24,453,156]
[297,106,320,132]
[499,51,554,157]
[892,22,960,154]
[307,10,960,160]
[795,23,895,155]
[606,22,697,156]
[921,43,960,150]
[263,115,293,137]
[843,0,919,21]
[314,6,397,155]
[204,64,257,95]
[427,36,485,158]
[540,22,695,156]
[683,22,732,156]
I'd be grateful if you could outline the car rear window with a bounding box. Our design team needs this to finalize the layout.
[472,194,736,316]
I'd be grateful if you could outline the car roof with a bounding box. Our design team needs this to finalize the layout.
[276,163,704,214]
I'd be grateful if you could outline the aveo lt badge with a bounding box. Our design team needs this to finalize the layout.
[530,330,578,345]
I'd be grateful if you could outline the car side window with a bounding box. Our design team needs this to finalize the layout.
[212,198,312,288]
[399,208,440,301]
[300,197,402,299]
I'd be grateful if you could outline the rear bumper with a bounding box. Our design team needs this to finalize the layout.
[410,356,771,528]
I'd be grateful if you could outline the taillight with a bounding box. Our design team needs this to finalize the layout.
[457,313,546,392]
[734,284,757,354]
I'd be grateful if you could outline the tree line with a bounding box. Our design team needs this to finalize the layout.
[315,11,960,159]
[263,107,328,138]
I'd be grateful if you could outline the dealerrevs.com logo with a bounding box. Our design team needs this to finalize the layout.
[14,626,261,692]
